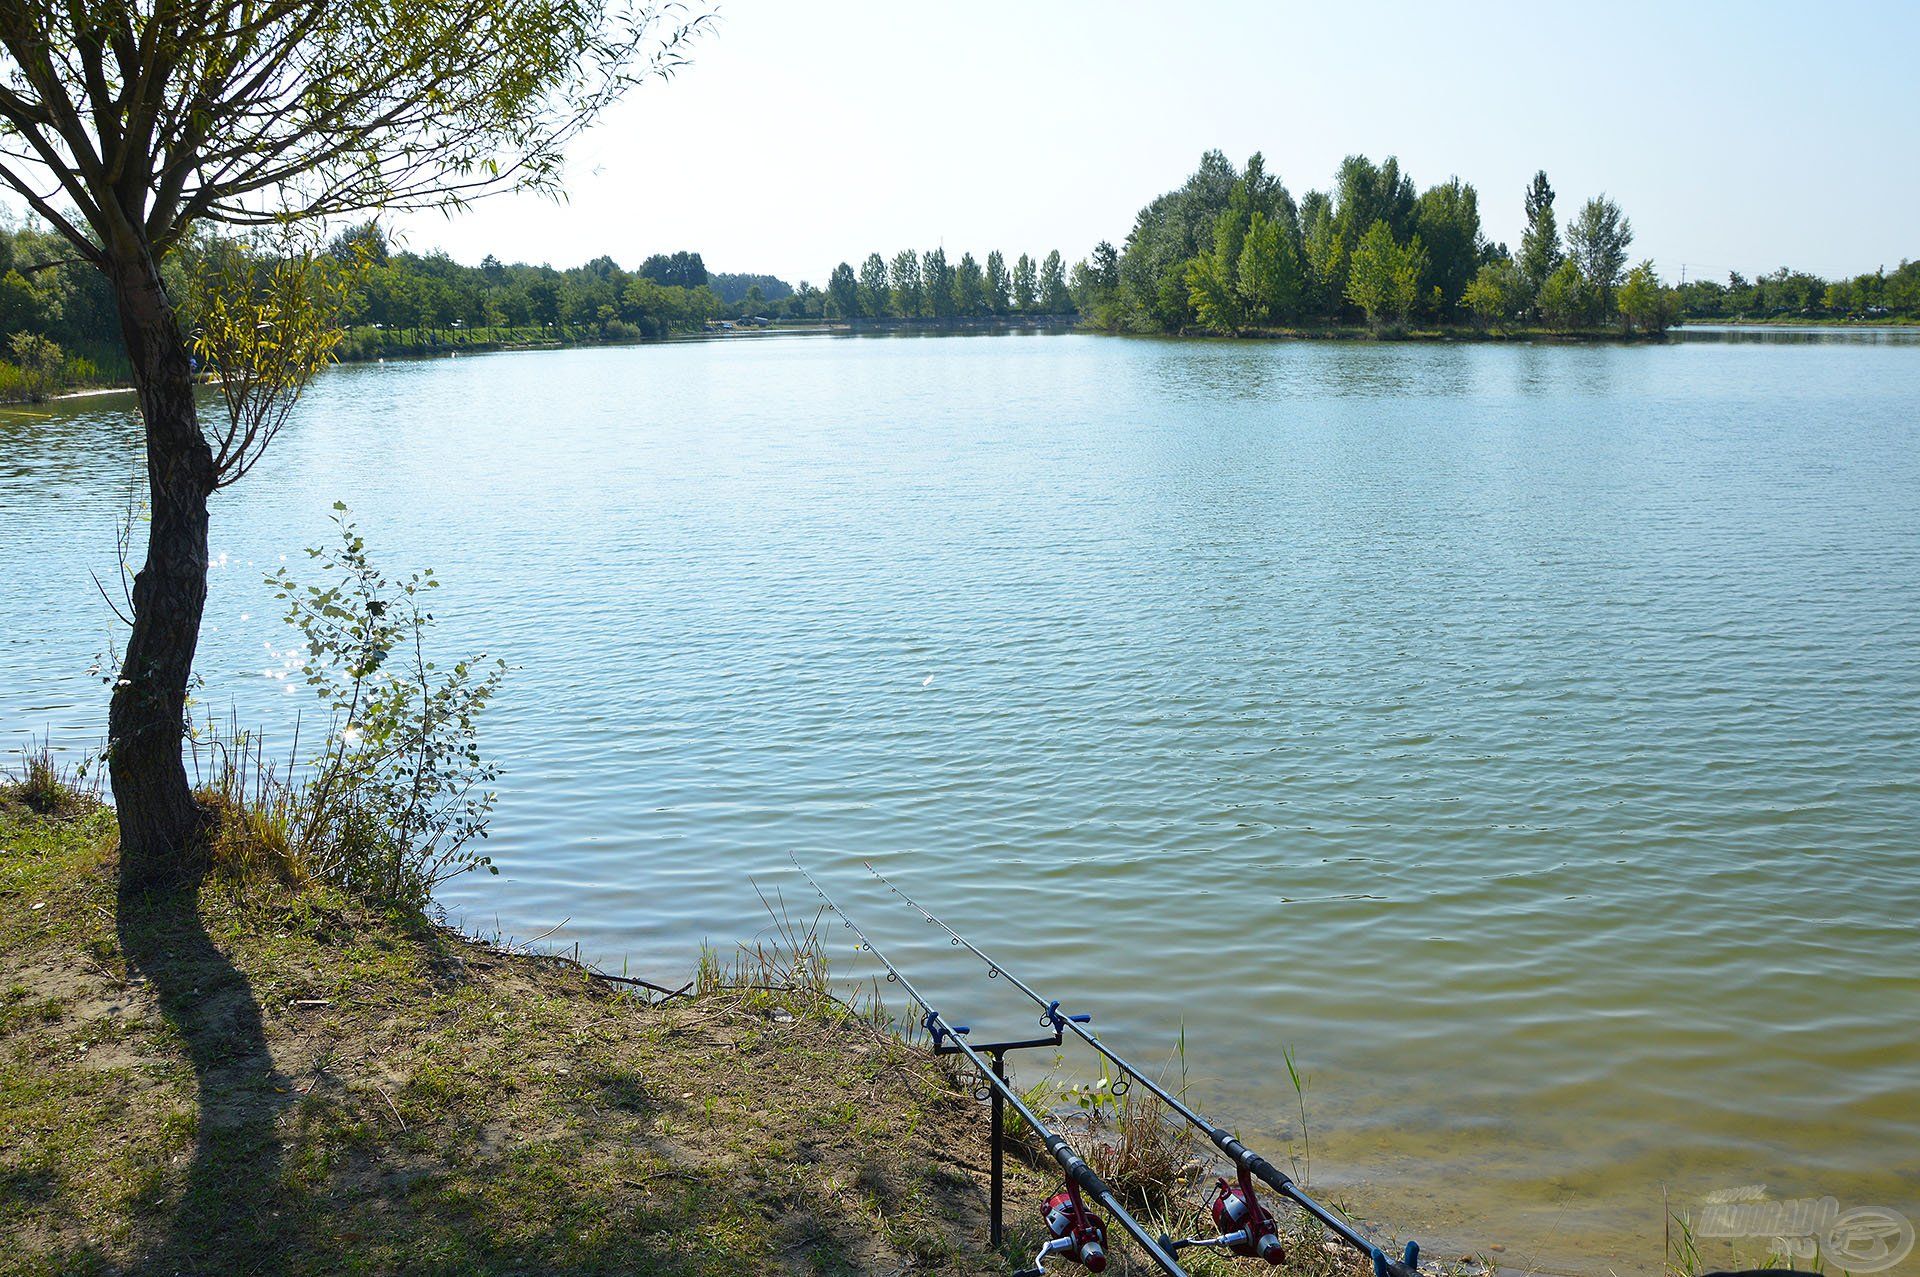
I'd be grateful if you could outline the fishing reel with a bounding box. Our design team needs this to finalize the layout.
[1014,1184,1109,1276]
[1161,1169,1285,1265]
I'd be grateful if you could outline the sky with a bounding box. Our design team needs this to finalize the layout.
[378,0,1919,286]
[16,2,1916,285]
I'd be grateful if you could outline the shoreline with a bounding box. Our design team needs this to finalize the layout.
[13,316,1916,410]
[1,796,1409,1277]
[0,799,1055,1274]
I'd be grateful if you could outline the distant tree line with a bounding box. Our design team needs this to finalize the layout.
[709,272,793,306]
[323,227,825,353]
[1675,262,1920,322]
[1056,151,1687,335]
[822,248,1077,321]
[0,216,830,397]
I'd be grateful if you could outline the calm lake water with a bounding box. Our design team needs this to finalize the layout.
[5,330,1918,1274]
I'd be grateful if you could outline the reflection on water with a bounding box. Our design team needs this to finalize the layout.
[1676,323,1920,345]
[4,333,1918,1275]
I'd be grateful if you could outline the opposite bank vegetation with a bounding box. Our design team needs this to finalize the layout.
[4,150,1918,402]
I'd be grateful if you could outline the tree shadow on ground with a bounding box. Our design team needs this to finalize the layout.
[80,862,1015,1276]
[115,869,287,1273]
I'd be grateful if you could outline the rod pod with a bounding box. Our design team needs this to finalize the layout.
[791,859,1191,1277]
[864,861,1425,1277]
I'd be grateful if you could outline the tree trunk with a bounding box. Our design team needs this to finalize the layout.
[106,248,214,880]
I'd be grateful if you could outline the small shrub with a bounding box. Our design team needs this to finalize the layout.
[263,506,507,914]
[6,332,63,401]
[61,354,101,385]
[186,512,506,910]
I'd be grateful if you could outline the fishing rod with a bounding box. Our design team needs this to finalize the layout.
[864,861,1425,1277]
[792,858,1189,1277]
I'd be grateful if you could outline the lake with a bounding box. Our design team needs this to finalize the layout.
[4,329,1917,1275]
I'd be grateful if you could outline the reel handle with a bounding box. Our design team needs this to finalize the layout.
[1013,1234,1075,1276]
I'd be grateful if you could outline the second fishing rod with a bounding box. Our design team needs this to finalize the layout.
[863,861,1424,1277]
[791,858,1191,1277]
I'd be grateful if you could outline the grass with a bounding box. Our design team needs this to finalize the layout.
[0,794,1046,1275]
[0,776,1428,1277]
[1,744,99,819]
[1662,1190,1801,1277]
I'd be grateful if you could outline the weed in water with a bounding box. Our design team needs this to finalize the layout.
[1284,1041,1312,1186]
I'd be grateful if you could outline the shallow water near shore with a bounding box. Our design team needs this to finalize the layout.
[4,329,1918,1274]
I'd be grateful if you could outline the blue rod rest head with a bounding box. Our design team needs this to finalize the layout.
[1405,1241,1419,1270]
[1371,1247,1389,1277]
[1042,999,1064,1029]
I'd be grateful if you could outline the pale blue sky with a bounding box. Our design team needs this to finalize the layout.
[386,0,1917,285]
[63,2,1920,285]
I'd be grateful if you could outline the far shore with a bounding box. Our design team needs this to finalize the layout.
[9,315,1912,410]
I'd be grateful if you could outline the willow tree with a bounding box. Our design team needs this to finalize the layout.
[0,1,705,875]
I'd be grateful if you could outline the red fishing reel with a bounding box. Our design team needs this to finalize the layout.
[1208,1170,1285,1263]
[1162,1168,1285,1264]
[1015,1184,1109,1275]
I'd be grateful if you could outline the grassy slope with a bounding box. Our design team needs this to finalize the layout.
[0,798,1055,1276]
[1,794,1410,1277]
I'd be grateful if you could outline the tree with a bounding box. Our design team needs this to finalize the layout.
[1518,171,1562,307]
[1345,220,1425,329]
[1236,211,1304,323]
[1039,250,1073,314]
[1567,195,1633,318]
[826,262,860,320]
[0,267,57,337]
[889,250,924,317]
[1186,251,1242,332]
[1329,154,1416,302]
[639,251,709,289]
[985,250,1011,315]
[954,252,986,316]
[1463,259,1524,329]
[1412,178,1483,317]
[1069,242,1122,327]
[1113,149,1237,329]
[1089,242,1120,292]
[1616,259,1678,335]
[1299,191,1342,316]
[859,254,891,318]
[1012,253,1037,312]
[0,1,708,871]
[922,247,955,318]
[1537,259,1592,332]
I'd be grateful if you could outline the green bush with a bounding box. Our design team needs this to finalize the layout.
[245,506,508,914]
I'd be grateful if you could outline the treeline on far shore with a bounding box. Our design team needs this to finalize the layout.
[1058,152,1676,335]
[0,223,822,401]
[324,231,786,361]
[1675,262,1920,323]
[820,153,1918,338]
[5,185,1919,403]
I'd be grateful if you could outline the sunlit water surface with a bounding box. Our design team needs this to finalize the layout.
[5,330,1917,1274]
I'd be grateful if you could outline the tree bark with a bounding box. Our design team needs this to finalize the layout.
[106,248,214,880]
